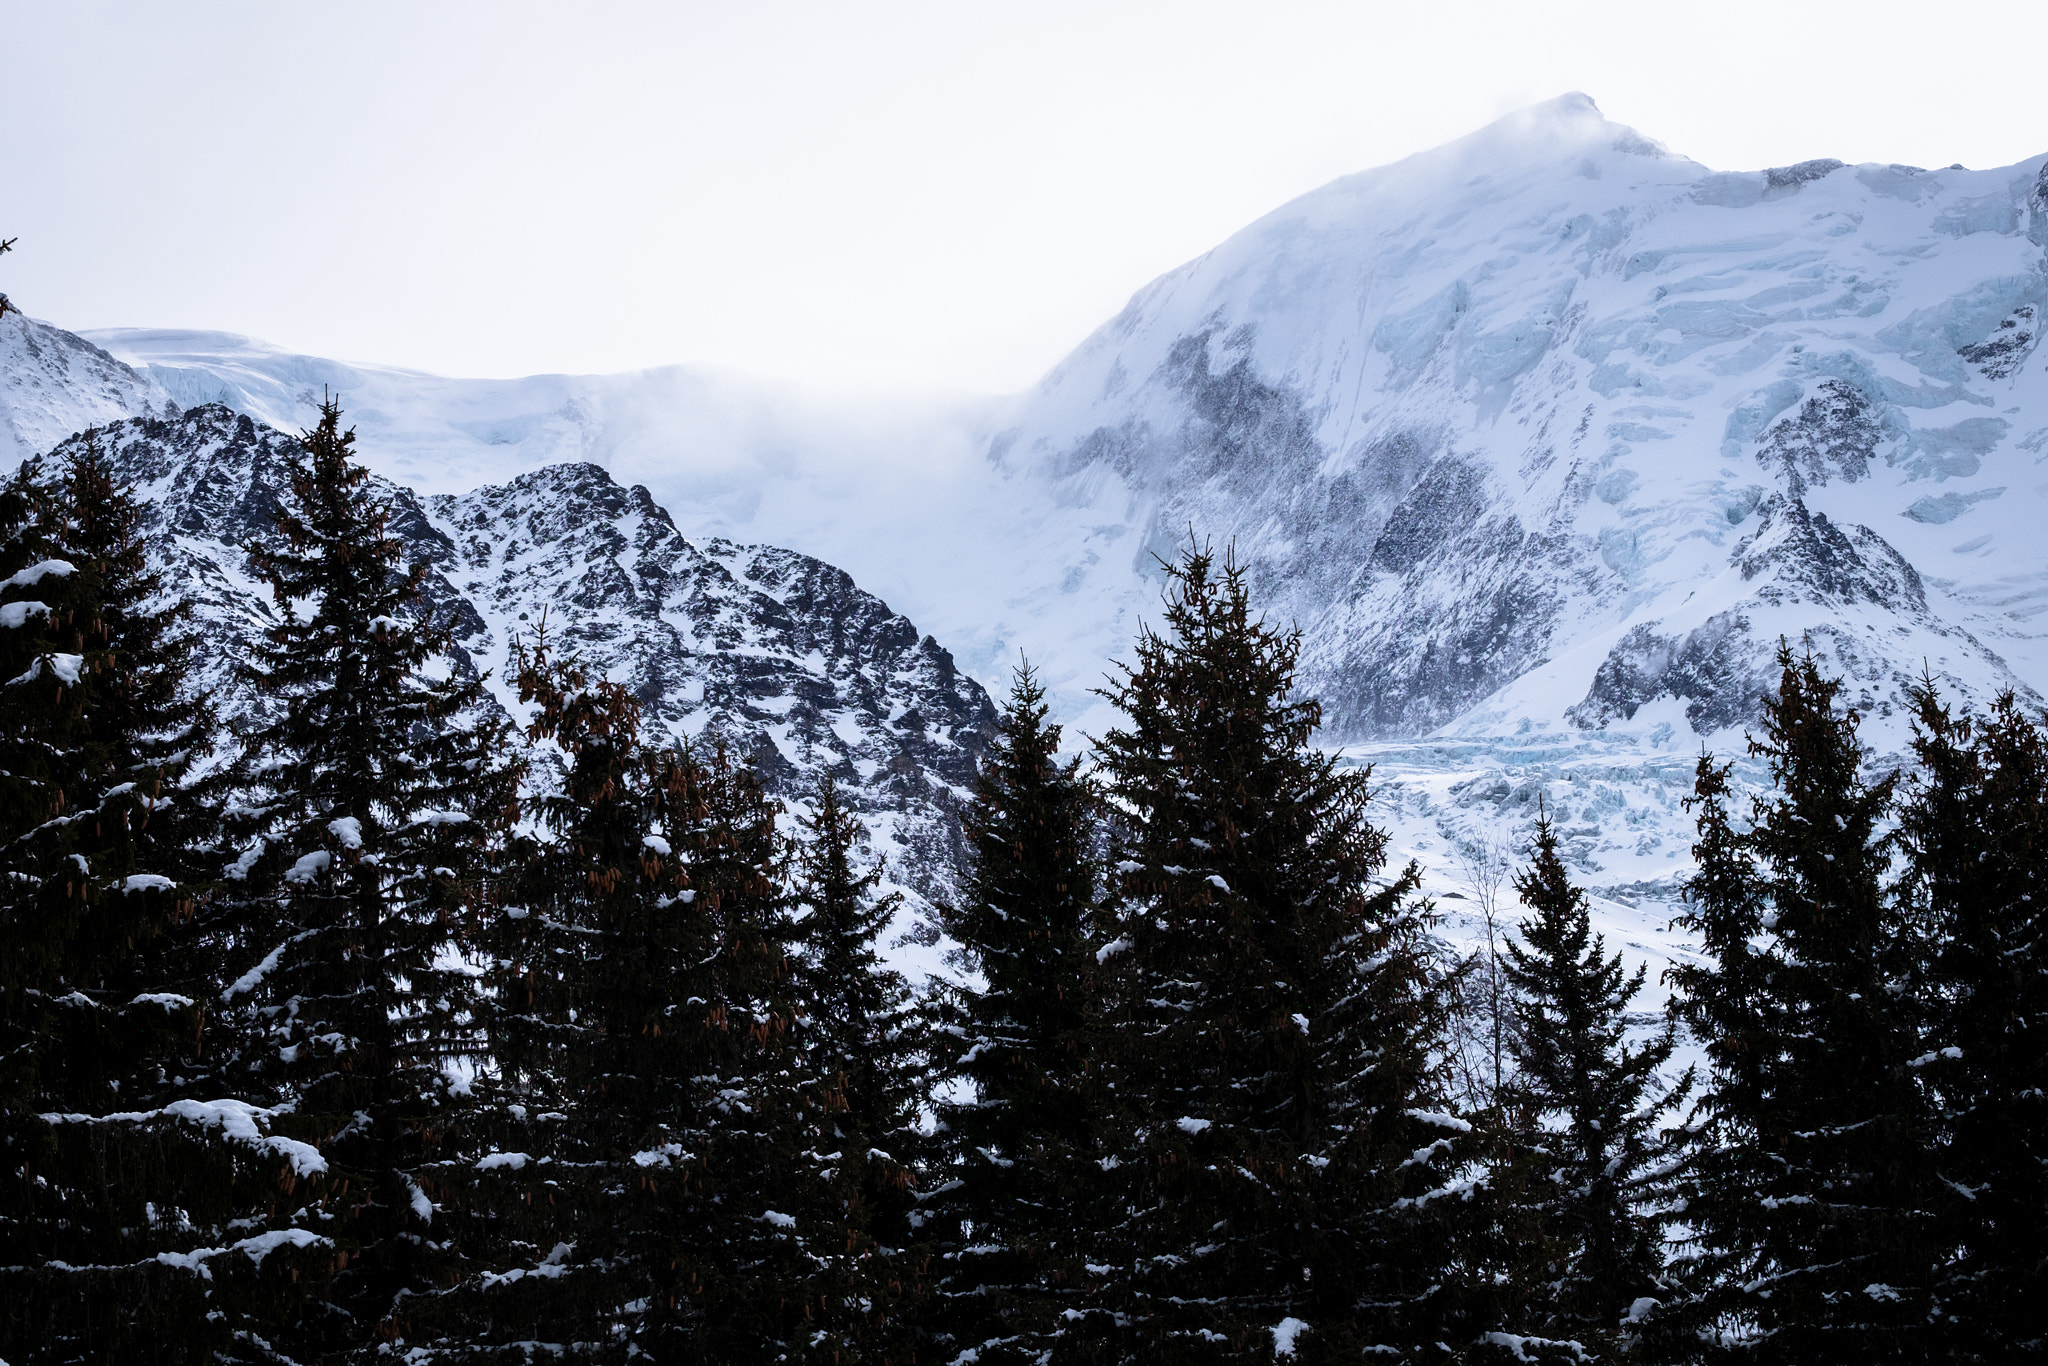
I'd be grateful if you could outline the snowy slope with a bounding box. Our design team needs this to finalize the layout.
[82,325,996,544]
[0,310,171,467]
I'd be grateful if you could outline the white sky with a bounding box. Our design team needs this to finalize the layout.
[3,0,2043,393]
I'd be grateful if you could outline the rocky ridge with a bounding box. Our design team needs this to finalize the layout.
[43,406,996,956]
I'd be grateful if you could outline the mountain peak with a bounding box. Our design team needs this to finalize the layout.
[1246,93,1679,227]
[1436,91,1671,171]
[989,90,2047,748]
[1503,90,1606,128]
[1540,90,1600,117]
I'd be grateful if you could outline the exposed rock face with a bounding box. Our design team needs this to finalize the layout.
[1754,380,1884,490]
[1563,487,2001,736]
[46,406,996,914]
[1957,304,2038,380]
[422,460,995,902]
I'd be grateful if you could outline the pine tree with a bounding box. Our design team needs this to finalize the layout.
[1897,683,2048,1356]
[788,775,929,1362]
[0,456,108,1087]
[929,662,1107,1364]
[47,434,221,885]
[633,735,817,1361]
[428,631,647,1357]
[1499,812,1688,1357]
[31,434,227,1112]
[2,442,324,1364]
[1086,544,1455,1363]
[454,629,823,1360]
[1667,644,1940,1361]
[215,397,515,1358]
[0,451,176,1365]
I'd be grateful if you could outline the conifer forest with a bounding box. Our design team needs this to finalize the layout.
[8,400,2048,1366]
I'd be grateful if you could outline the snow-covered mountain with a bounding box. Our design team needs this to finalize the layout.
[13,93,2048,982]
[979,93,2048,752]
[39,406,995,966]
[63,98,2048,759]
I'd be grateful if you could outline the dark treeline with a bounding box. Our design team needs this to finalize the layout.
[3,404,2045,1364]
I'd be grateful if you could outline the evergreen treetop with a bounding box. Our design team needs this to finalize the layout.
[1088,543,1451,1362]
[636,735,820,1362]
[943,661,1100,1077]
[1500,810,1687,1357]
[1667,643,1939,1361]
[2,440,322,1365]
[472,637,820,1362]
[787,775,929,1362]
[930,661,1107,1364]
[1897,682,2048,1355]
[2,456,106,1094]
[215,396,515,1359]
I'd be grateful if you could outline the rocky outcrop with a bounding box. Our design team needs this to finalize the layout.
[1565,493,2025,735]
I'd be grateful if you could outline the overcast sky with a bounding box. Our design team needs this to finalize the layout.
[3,0,2043,393]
